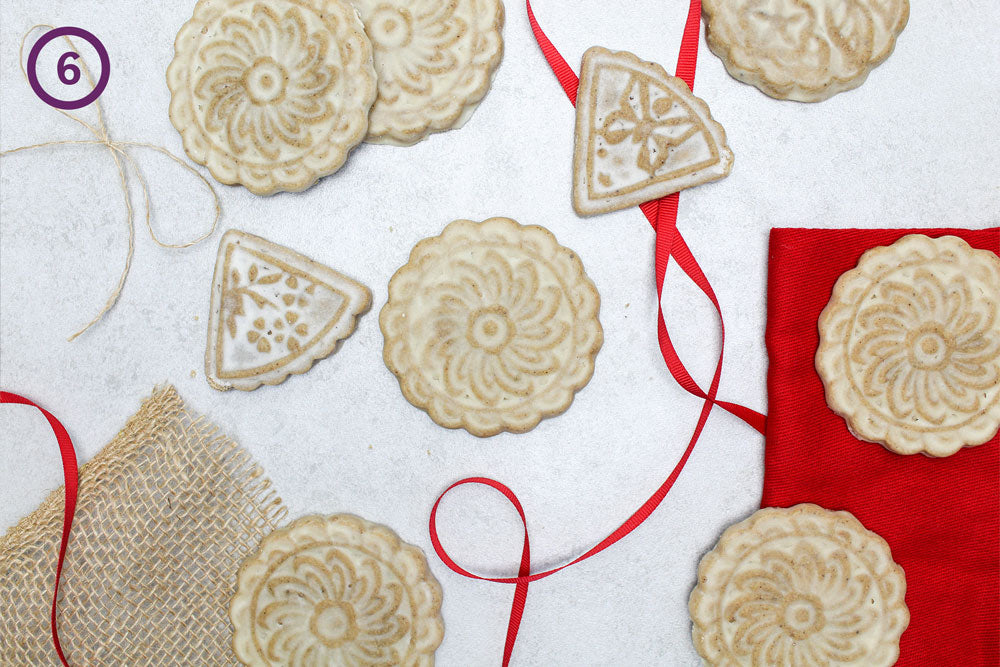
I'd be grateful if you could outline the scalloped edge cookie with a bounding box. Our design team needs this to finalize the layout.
[379,217,603,437]
[167,0,377,194]
[690,503,909,667]
[353,0,505,146]
[702,0,910,102]
[816,234,1000,456]
[231,514,444,666]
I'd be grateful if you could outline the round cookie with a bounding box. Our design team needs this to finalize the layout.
[231,514,444,666]
[352,0,505,146]
[167,0,377,195]
[690,504,909,667]
[380,217,603,436]
[817,234,1000,456]
[702,0,909,102]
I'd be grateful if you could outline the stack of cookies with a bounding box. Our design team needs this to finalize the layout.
[167,0,505,195]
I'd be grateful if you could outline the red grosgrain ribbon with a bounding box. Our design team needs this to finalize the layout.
[2,392,78,667]
[429,2,767,664]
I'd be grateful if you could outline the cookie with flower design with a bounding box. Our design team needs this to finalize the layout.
[352,0,504,145]
[380,217,603,436]
[206,230,371,391]
[167,0,377,194]
[817,234,1000,456]
[572,47,733,216]
[690,503,909,667]
[231,514,443,666]
[702,0,909,101]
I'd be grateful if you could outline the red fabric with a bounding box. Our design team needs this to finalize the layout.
[763,227,1000,666]
[2,391,78,667]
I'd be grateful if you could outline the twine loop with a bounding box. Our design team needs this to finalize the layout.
[0,25,220,341]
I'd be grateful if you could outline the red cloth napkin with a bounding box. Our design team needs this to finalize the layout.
[762,227,999,666]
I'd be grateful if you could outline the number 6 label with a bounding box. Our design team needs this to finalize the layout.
[27,27,109,110]
[57,51,82,86]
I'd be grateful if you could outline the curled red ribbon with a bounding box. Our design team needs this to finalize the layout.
[2,391,78,667]
[429,2,767,664]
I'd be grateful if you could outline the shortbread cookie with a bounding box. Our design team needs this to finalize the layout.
[352,0,505,146]
[206,230,370,391]
[572,47,733,216]
[690,504,909,667]
[231,514,444,666]
[167,0,377,194]
[702,0,909,102]
[380,217,603,436]
[817,234,1000,456]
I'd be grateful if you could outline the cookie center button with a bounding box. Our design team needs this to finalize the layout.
[370,7,413,49]
[245,57,288,105]
[468,305,514,354]
[781,594,825,641]
[309,599,359,648]
[908,326,950,370]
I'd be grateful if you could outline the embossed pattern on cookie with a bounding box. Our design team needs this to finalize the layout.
[380,217,603,436]
[572,47,733,216]
[167,0,377,194]
[816,234,1000,456]
[231,514,444,666]
[206,230,370,391]
[690,504,909,667]
[352,0,505,146]
[702,0,909,101]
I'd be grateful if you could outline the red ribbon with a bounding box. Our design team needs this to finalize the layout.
[428,1,767,664]
[2,391,78,667]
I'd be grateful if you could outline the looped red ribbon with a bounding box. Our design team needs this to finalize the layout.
[2,391,78,667]
[429,1,767,664]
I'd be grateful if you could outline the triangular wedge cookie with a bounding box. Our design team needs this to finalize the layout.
[572,46,734,216]
[206,230,371,391]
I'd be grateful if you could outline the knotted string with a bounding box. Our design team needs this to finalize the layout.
[0,26,220,341]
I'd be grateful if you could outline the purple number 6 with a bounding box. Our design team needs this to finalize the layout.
[27,27,109,110]
[57,51,81,85]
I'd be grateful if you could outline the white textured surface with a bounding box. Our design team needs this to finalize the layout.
[1,1,998,665]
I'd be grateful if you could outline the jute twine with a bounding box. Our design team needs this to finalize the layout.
[0,386,287,665]
[0,26,221,341]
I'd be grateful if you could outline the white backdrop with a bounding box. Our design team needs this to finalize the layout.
[2,1,998,664]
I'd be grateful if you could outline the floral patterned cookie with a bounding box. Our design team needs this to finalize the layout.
[572,46,733,216]
[352,0,505,146]
[702,0,909,102]
[167,0,377,194]
[690,504,909,667]
[231,514,444,666]
[817,234,1000,456]
[206,230,371,391]
[380,217,603,436]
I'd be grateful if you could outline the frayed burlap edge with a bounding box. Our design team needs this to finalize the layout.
[0,385,288,665]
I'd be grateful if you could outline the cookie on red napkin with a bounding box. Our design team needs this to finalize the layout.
[763,227,999,666]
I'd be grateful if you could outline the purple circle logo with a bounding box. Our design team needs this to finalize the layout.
[27,27,110,110]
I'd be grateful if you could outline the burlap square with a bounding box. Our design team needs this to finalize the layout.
[0,386,287,665]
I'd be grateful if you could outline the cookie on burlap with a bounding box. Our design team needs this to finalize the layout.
[816,234,1000,456]
[231,514,443,666]
[702,0,909,102]
[206,230,371,391]
[572,46,733,216]
[380,217,603,436]
[352,0,505,146]
[167,0,377,194]
[690,503,909,667]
